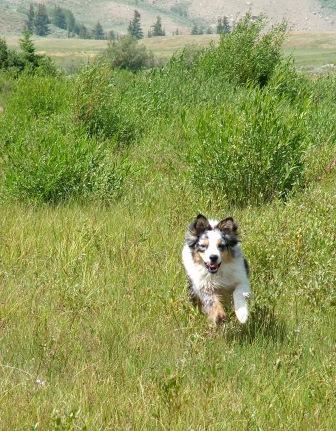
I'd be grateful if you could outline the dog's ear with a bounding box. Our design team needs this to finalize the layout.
[186,214,211,247]
[217,217,238,234]
[192,214,211,235]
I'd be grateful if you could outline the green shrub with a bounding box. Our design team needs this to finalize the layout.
[198,15,286,87]
[3,75,70,121]
[1,115,130,203]
[2,117,96,202]
[73,64,141,145]
[185,88,309,206]
[101,36,154,72]
[2,14,336,206]
[0,33,58,77]
[0,76,129,203]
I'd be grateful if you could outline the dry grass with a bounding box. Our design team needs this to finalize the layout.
[5,32,336,70]
[0,176,335,429]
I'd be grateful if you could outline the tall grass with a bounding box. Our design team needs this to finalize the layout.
[0,176,335,429]
[0,15,336,430]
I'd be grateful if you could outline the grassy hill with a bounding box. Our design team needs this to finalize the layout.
[321,0,336,9]
[1,0,336,36]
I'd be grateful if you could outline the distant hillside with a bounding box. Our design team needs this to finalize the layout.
[0,0,336,36]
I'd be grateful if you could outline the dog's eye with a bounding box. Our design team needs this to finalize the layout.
[218,243,226,250]
[198,244,207,251]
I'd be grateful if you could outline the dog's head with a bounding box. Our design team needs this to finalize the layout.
[186,214,239,274]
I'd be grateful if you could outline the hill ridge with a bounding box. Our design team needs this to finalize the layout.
[0,0,335,35]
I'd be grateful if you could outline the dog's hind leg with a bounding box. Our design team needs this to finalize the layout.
[201,293,227,325]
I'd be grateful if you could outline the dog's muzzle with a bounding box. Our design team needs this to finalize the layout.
[205,262,221,274]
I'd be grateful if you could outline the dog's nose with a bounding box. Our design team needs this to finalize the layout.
[210,255,218,263]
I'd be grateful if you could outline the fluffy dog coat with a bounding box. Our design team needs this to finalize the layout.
[182,214,251,324]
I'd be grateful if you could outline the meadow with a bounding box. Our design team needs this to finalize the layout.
[5,31,336,72]
[0,17,336,430]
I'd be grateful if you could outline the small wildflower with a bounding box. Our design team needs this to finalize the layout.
[35,378,46,387]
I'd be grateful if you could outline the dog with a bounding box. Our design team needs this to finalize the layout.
[182,214,251,325]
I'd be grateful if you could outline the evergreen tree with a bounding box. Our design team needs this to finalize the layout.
[206,26,213,34]
[34,4,50,36]
[51,6,66,29]
[73,23,81,36]
[0,38,9,69]
[108,30,117,41]
[216,18,224,34]
[191,24,199,35]
[26,4,35,33]
[128,10,144,40]
[151,16,165,37]
[222,16,231,34]
[93,22,105,40]
[79,24,90,39]
[19,29,38,67]
[64,9,76,35]
[217,16,231,34]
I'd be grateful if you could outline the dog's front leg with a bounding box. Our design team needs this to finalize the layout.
[233,284,251,324]
[201,292,227,325]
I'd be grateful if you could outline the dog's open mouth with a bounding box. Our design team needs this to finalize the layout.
[205,262,221,273]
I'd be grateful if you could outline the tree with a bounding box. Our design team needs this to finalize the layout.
[103,36,153,71]
[217,16,231,34]
[191,24,199,35]
[51,6,67,29]
[34,3,50,36]
[64,9,76,35]
[222,16,231,34]
[19,29,39,67]
[128,10,144,40]
[78,24,90,39]
[0,38,9,69]
[26,4,35,33]
[93,22,105,40]
[150,16,165,37]
[107,30,117,41]
[191,23,204,35]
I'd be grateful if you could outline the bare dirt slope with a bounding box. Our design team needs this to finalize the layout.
[155,0,336,31]
[0,0,335,35]
[187,0,336,31]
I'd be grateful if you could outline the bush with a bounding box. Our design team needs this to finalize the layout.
[198,14,286,87]
[0,76,129,203]
[2,118,98,202]
[101,36,154,72]
[185,86,309,206]
[73,64,140,145]
[3,75,70,121]
[2,14,336,206]
[0,33,58,76]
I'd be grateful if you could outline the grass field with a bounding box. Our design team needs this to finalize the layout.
[0,156,336,430]
[1,20,336,429]
[5,32,336,71]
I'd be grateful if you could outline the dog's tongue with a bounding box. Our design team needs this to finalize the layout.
[207,262,220,271]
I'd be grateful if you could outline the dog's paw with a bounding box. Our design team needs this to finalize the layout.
[215,310,227,325]
[208,308,227,326]
[235,307,248,324]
